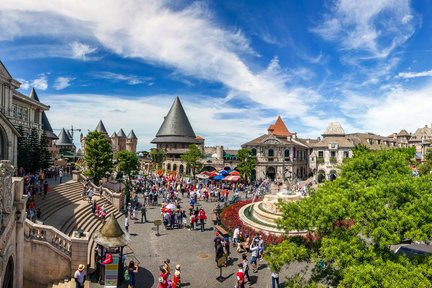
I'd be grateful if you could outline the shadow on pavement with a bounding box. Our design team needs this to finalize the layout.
[216,272,234,283]
[135,267,154,288]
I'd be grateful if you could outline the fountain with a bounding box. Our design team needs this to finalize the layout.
[239,180,305,235]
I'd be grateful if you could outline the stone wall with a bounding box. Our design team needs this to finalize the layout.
[23,239,71,285]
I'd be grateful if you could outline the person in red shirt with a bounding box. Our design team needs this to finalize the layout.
[198,208,207,232]
[158,266,168,288]
[236,263,245,288]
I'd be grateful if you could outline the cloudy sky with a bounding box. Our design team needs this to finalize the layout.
[1,0,432,150]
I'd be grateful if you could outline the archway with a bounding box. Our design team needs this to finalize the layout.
[166,163,171,171]
[317,170,326,183]
[251,169,256,182]
[173,163,177,172]
[266,166,276,180]
[179,164,184,174]
[3,256,14,288]
[329,170,337,181]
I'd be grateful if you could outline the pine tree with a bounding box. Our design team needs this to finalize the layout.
[17,125,29,171]
[39,130,50,169]
[29,127,41,172]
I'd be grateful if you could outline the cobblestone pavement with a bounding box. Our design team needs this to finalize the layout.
[104,194,309,288]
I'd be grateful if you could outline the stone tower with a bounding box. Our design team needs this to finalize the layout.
[117,129,127,151]
[126,130,138,153]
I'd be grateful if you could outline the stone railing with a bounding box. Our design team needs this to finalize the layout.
[24,219,72,259]
[73,171,122,210]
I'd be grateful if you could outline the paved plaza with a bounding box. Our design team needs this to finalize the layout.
[101,193,309,288]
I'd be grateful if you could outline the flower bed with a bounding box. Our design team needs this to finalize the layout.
[220,199,284,244]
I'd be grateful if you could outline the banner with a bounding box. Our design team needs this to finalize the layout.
[104,254,119,288]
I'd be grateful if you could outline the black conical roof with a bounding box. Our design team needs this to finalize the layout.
[41,112,58,139]
[95,120,108,134]
[152,97,199,144]
[117,128,126,137]
[29,88,40,102]
[56,128,74,146]
[127,130,137,139]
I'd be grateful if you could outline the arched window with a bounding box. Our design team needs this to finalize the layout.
[251,148,257,156]
[284,149,290,159]
[268,149,274,157]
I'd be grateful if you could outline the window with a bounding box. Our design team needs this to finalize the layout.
[344,151,349,158]
[284,149,290,159]
[251,148,257,156]
[330,151,336,158]
[318,151,324,158]
[268,149,274,157]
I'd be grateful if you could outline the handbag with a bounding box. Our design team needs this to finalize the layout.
[124,269,130,281]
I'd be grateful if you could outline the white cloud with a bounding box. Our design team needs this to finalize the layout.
[43,93,267,150]
[70,41,97,60]
[0,0,318,115]
[312,0,419,58]
[359,84,432,135]
[54,77,74,90]
[91,72,150,85]
[18,75,48,91]
[398,70,432,79]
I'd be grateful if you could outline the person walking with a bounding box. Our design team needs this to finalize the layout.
[158,265,168,288]
[43,180,48,199]
[215,238,224,268]
[233,225,240,248]
[74,264,86,288]
[236,263,245,288]
[59,169,64,184]
[141,204,147,223]
[127,260,138,288]
[241,254,251,284]
[249,241,259,273]
[198,208,207,232]
[271,268,280,288]
[125,216,129,233]
[172,264,181,288]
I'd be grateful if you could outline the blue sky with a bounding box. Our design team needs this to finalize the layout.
[1,0,432,150]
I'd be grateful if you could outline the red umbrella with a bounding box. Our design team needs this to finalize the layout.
[229,171,240,176]
[223,175,240,182]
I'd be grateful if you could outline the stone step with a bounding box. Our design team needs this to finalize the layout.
[47,279,89,288]
[36,182,83,210]
[38,184,84,221]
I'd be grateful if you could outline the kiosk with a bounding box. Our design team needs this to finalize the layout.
[93,213,130,287]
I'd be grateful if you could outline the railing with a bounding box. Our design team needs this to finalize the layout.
[75,171,119,210]
[24,219,72,258]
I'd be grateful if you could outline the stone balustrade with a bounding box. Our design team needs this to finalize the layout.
[24,219,72,258]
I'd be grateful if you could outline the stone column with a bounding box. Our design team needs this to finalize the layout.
[72,170,80,181]
[70,232,90,276]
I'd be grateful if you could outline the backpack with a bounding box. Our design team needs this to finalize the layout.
[124,269,130,281]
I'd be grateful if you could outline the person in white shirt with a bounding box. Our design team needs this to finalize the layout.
[233,225,240,248]
[249,241,259,273]
[125,216,129,232]
[74,264,86,288]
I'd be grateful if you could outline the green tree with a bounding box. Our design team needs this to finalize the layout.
[39,130,51,169]
[236,148,256,183]
[28,127,41,172]
[17,125,29,171]
[84,131,113,185]
[418,148,432,176]
[180,144,204,176]
[116,150,140,179]
[149,148,165,169]
[268,148,432,287]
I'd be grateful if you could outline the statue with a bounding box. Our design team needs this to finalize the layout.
[0,161,14,215]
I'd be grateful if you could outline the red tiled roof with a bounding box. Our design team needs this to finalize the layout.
[196,135,205,140]
[269,116,295,137]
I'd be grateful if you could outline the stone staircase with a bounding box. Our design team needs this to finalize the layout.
[34,179,123,267]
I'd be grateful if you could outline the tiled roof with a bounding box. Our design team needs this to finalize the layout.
[127,130,137,139]
[111,131,117,138]
[56,128,74,146]
[309,136,354,148]
[323,122,345,136]
[117,128,126,137]
[41,112,58,139]
[29,88,40,102]
[269,116,295,137]
[95,120,108,134]
[398,129,410,137]
[152,96,199,144]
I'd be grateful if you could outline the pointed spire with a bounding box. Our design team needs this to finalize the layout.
[41,112,58,139]
[111,131,118,138]
[93,213,130,248]
[29,88,40,102]
[127,130,137,139]
[56,128,74,146]
[151,97,199,144]
[322,122,345,137]
[66,130,73,142]
[117,128,126,138]
[95,120,108,134]
[269,116,294,137]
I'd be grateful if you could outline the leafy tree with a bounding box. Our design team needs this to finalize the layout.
[17,125,29,170]
[236,148,256,183]
[116,150,140,179]
[39,130,51,169]
[418,148,432,176]
[149,148,165,169]
[180,144,204,176]
[267,148,432,287]
[84,131,113,185]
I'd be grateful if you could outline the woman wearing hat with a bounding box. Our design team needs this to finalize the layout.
[74,264,86,288]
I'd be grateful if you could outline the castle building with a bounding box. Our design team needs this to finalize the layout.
[151,96,204,175]
[0,61,56,166]
[308,122,354,182]
[80,120,138,155]
[242,116,309,181]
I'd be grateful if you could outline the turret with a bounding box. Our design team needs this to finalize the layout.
[126,130,138,152]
